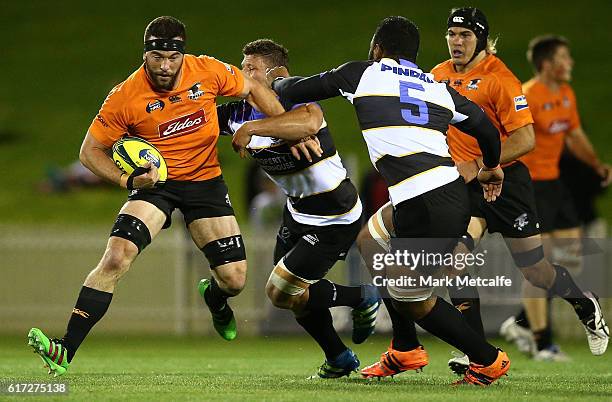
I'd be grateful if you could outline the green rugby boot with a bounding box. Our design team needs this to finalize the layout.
[27,328,69,376]
[198,279,237,341]
[352,284,381,344]
[312,349,360,379]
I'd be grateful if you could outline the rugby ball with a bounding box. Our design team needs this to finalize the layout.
[112,137,168,184]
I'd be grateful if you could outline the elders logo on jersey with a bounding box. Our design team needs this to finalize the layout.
[158,109,206,138]
[548,119,571,134]
[514,95,529,111]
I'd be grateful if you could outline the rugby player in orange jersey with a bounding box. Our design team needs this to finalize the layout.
[505,35,612,361]
[26,16,320,376]
[359,8,609,381]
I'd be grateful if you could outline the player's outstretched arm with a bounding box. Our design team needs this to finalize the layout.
[232,104,323,158]
[79,132,158,189]
[239,75,285,118]
[448,90,501,170]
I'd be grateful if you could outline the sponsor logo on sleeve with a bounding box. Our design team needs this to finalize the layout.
[514,95,529,111]
[158,109,206,138]
[146,99,165,113]
[96,114,109,127]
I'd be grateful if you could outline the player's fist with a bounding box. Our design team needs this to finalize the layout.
[129,162,159,189]
[232,123,252,159]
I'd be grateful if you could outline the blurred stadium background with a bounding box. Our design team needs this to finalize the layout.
[1,0,610,342]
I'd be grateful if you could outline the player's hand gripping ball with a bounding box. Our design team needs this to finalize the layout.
[112,137,168,185]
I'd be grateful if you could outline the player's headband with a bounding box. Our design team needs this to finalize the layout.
[144,39,185,54]
[447,8,489,40]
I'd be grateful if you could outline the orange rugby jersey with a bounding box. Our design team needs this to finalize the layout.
[88,54,245,181]
[431,55,534,163]
[520,79,580,180]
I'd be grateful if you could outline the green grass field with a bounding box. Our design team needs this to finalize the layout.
[1,335,610,401]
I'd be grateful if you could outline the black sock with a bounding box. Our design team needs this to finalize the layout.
[414,297,498,366]
[534,326,553,351]
[550,265,594,320]
[204,277,231,313]
[305,280,362,309]
[296,309,347,360]
[535,297,554,350]
[515,308,530,328]
[383,298,421,351]
[62,286,112,362]
[448,279,485,337]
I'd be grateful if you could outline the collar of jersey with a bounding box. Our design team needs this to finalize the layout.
[380,57,420,70]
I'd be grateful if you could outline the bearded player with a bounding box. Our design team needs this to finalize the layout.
[27,16,285,376]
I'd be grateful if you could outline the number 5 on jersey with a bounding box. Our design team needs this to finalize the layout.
[399,81,429,125]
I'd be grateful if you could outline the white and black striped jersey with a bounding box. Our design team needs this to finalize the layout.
[273,58,500,207]
[217,99,362,226]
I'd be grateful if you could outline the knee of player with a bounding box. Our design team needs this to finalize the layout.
[265,283,292,309]
[265,265,307,309]
[521,263,554,289]
[100,244,136,276]
[216,269,246,295]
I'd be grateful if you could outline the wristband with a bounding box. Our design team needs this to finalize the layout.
[119,173,128,189]
[126,167,149,190]
[481,164,501,171]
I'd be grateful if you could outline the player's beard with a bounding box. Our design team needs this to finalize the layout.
[145,65,178,91]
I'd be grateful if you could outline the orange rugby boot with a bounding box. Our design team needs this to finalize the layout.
[360,344,428,379]
[452,350,510,386]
